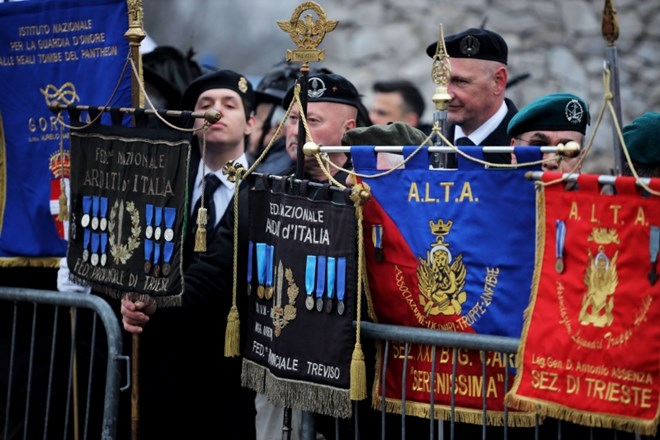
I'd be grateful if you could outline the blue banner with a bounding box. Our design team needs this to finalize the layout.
[352,146,544,423]
[352,146,543,338]
[0,0,131,263]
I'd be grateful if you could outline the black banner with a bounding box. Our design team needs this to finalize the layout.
[67,121,191,306]
[241,183,357,418]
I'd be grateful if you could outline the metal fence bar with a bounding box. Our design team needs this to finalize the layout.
[0,287,127,440]
[355,321,649,440]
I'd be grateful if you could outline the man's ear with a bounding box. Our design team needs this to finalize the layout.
[510,138,518,165]
[244,114,256,136]
[343,118,357,133]
[493,66,508,95]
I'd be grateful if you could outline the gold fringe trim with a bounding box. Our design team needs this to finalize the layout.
[0,256,62,268]
[224,305,240,357]
[507,393,658,436]
[372,393,538,427]
[68,272,183,307]
[241,359,267,393]
[241,359,352,419]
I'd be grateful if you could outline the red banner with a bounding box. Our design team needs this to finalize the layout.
[508,174,660,436]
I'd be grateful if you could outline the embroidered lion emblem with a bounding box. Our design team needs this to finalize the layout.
[417,219,467,316]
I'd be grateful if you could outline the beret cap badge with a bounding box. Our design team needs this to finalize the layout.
[459,35,481,57]
[565,99,584,125]
[307,77,327,99]
[238,77,248,94]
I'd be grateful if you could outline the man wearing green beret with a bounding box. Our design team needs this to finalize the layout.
[622,112,660,178]
[341,121,428,171]
[507,92,591,172]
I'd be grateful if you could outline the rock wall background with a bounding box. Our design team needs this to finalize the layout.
[144,0,660,174]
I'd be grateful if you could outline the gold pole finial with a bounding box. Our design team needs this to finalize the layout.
[602,0,619,47]
[277,1,338,67]
[431,24,452,111]
[124,0,146,109]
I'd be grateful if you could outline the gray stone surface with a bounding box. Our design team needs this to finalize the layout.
[143,0,660,174]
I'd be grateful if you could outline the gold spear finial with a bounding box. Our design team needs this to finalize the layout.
[431,24,452,111]
[277,1,338,65]
[124,0,146,43]
[602,0,619,47]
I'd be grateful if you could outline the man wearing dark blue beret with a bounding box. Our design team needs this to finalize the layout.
[426,28,517,166]
[508,92,591,172]
[120,68,258,439]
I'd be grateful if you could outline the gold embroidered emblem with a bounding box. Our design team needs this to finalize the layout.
[579,228,619,327]
[109,200,141,265]
[40,82,79,106]
[417,218,467,316]
[49,150,70,179]
[272,260,299,337]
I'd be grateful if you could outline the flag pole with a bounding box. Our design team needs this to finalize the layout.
[602,0,624,175]
[276,2,338,436]
[123,1,146,439]
[430,24,452,168]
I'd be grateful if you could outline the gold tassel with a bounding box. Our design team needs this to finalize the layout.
[350,342,367,400]
[57,191,68,221]
[349,182,371,401]
[224,305,240,357]
[194,207,208,253]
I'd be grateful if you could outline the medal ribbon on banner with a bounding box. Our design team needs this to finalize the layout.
[241,185,358,419]
[507,174,660,436]
[68,121,191,306]
[350,145,543,426]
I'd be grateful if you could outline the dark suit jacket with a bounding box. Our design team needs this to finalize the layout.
[444,97,518,168]
[135,137,256,440]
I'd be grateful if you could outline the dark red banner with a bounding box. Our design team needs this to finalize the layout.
[508,174,660,436]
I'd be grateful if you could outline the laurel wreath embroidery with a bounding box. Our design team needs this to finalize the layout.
[273,267,299,337]
[109,200,141,265]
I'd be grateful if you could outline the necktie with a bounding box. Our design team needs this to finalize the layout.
[197,174,222,230]
[455,137,475,146]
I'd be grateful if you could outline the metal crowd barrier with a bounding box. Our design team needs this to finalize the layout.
[0,287,128,440]
[308,321,646,440]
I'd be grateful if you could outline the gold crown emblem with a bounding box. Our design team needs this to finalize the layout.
[49,150,71,179]
[588,227,619,245]
[430,219,453,237]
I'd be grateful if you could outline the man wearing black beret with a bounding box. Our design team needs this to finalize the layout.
[282,71,369,186]
[258,71,371,439]
[508,92,591,172]
[120,69,257,439]
[426,27,518,166]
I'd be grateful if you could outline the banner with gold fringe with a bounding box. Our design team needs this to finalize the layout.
[350,145,543,426]
[241,178,357,419]
[507,173,660,436]
[67,118,191,307]
[0,0,131,265]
